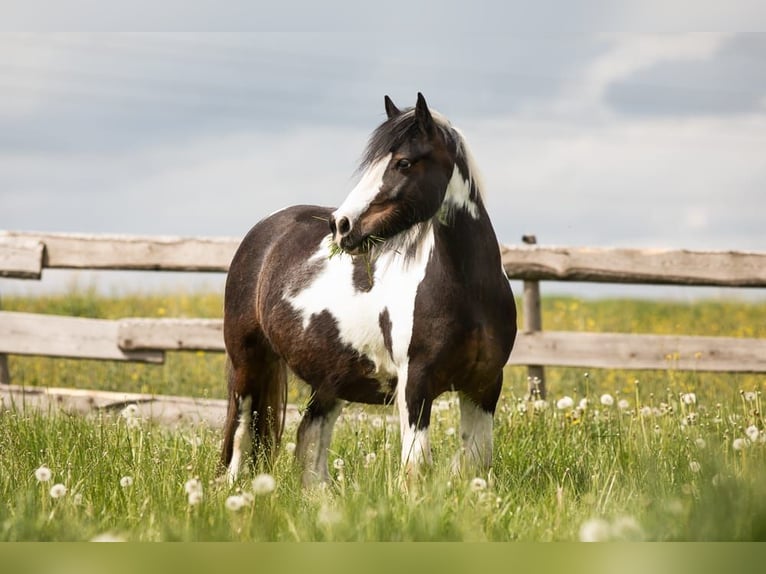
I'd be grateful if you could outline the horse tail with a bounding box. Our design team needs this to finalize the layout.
[221,333,288,478]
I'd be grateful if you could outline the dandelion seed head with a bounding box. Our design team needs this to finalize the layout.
[733,437,749,451]
[252,473,277,495]
[516,402,528,414]
[333,458,345,470]
[556,396,574,410]
[600,394,614,407]
[681,393,697,405]
[284,441,297,454]
[184,478,203,495]
[743,391,757,403]
[225,495,246,511]
[121,404,139,419]
[579,518,611,542]
[119,476,133,488]
[187,490,203,506]
[34,465,52,483]
[745,425,760,442]
[618,399,630,411]
[445,426,456,437]
[578,398,589,410]
[695,438,706,449]
[533,399,548,412]
[49,483,67,499]
[639,406,653,417]
[469,477,487,492]
[364,452,377,467]
[689,461,701,473]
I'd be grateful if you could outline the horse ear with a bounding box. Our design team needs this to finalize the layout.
[384,95,401,119]
[415,92,435,135]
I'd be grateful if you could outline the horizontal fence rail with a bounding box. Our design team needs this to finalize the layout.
[3,230,766,286]
[2,230,766,394]
[1,313,765,373]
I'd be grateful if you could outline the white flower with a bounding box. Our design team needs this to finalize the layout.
[119,476,133,488]
[121,404,139,419]
[364,452,377,467]
[252,473,276,495]
[743,391,757,402]
[639,406,653,417]
[284,442,297,454]
[49,483,67,498]
[34,465,52,483]
[516,402,528,414]
[445,427,456,437]
[333,458,345,470]
[600,394,614,406]
[225,495,246,511]
[184,478,203,495]
[469,477,487,492]
[579,518,611,542]
[578,398,589,410]
[689,461,701,473]
[187,490,203,506]
[618,399,630,411]
[90,532,126,543]
[745,425,760,442]
[533,399,548,412]
[681,393,697,405]
[733,437,749,451]
[556,396,574,410]
[73,493,84,506]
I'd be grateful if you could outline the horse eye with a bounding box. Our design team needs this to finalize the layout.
[396,158,412,170]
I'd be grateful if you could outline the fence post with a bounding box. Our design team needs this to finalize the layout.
[522,235,545,399]
[0,293,9,384]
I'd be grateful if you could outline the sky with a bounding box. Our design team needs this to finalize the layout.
[1,32,764,298]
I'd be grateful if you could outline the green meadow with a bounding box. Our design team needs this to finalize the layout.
[1,288,766,540]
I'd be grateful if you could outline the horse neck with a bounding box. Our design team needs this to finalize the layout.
[434,167,502,271]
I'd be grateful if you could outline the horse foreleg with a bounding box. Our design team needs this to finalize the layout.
[396,365,433,475]
[295,397,343,487]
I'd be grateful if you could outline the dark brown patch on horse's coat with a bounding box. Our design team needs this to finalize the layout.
[352,255,375,292]
[379,308,393,359]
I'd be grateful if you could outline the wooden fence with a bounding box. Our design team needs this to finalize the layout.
[1,230,765,418]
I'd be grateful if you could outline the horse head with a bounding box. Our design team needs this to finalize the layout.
[329,93,458,255]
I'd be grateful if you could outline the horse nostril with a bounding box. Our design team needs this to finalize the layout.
[337,216,351,237]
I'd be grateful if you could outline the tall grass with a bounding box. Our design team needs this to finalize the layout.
[1,288,766,540]
[2,379,766,541]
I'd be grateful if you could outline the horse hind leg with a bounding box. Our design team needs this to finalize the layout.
[220,334,287,484]
[295,396,343,487]
[452,374,503,475]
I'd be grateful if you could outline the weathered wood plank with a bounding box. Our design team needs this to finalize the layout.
[118,318,224,351]
[0,231,239,272]
[509,331,766,372]
[0,237,44,279]
[0,312,164,363]
[501,245,766,287]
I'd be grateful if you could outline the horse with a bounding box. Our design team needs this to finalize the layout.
[221,93,517,486]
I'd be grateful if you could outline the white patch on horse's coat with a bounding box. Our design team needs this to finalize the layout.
[332,154,391,233]
[287,226,435,381]
[227,395,252,484]
[286,225,436,470]
[457,394,493,469]
[440,165,479,220]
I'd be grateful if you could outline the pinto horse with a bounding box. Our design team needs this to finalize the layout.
[221,93,517,486]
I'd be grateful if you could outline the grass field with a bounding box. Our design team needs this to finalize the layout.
[1,288,766,540]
